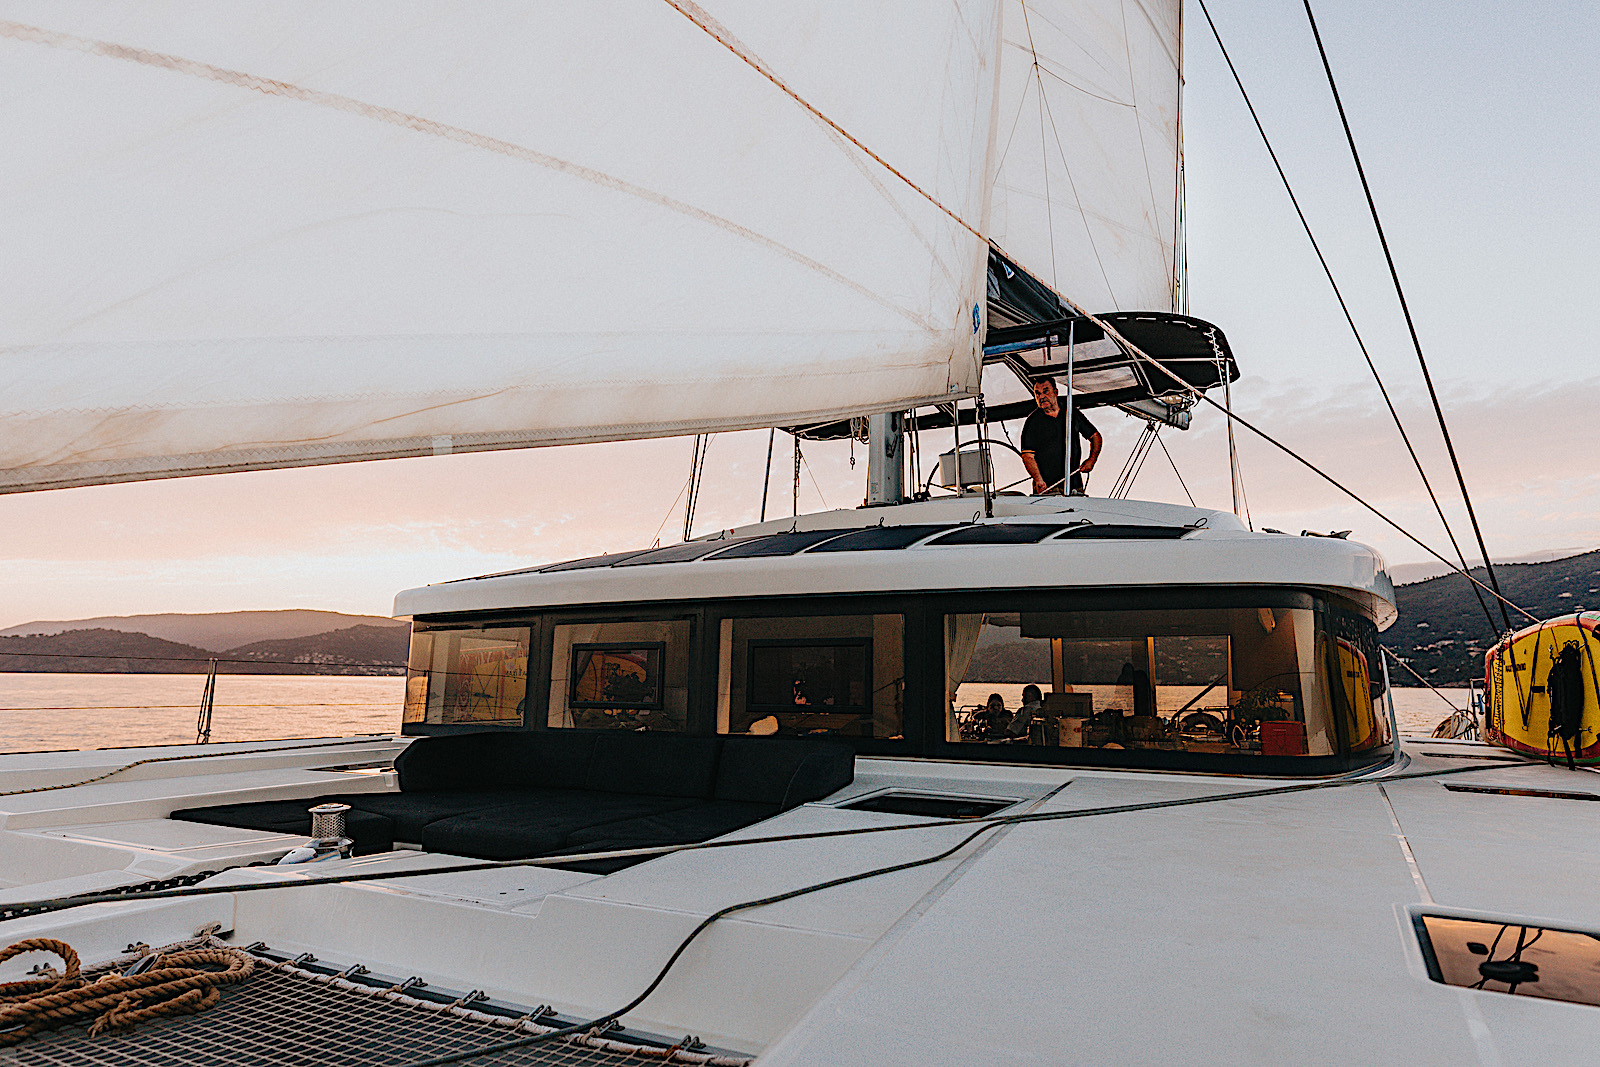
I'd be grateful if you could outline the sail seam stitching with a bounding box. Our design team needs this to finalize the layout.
[0,19,925,329]
[659,0,985,243]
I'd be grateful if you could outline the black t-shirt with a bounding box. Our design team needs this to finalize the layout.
[1020,406,1097,490]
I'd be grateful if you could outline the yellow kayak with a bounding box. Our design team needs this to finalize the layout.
[1485,611,1600,765]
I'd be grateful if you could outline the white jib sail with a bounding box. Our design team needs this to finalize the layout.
[0,2,999,492]
[989,0,1183,314]
[0,1,1183,494]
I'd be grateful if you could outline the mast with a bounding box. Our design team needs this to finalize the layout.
[865,412,905,505]
[1064,321,1076,494]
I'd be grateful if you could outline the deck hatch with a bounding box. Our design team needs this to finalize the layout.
[1414,914,1600,1007]
[1443,784,1600,802]
[842,792,1012,818]
[705,528,856,557]
[538,549,656,572]
[927,524,1076,545]
[805,524,954,552]
[1049,524,1190,540]
[613,538,754,565]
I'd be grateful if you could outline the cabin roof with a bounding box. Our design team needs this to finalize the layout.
[394,496,1397,626]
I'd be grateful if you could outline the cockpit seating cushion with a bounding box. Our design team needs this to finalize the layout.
[394,730,597,792]
[713,736,855,808]
[169,800,395,855]
[170,730,854,867]
[550,799,780,874]
[420,793,701,861]
[583,732,721,798]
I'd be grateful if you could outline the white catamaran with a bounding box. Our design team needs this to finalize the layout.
[3,2,1597,1064]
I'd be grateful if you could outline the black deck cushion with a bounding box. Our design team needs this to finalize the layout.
[168,732,853,868]
[325,790,533,842]
[395,731,599,792]
[488,731,598,790]
[551,800,778,874]
[392,732,502,792]
[421,793,700,860]
[170,800,395,855]
[714,737,855,807]
[563,800,777,850]
[584,733,722,798]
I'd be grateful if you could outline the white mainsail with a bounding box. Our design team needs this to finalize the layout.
[990,0,1184,314]
[0,0,1181,493]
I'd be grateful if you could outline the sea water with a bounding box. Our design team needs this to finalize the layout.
[0,672,1469,754]
[0,673,405,753]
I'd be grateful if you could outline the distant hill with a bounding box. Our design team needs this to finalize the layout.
[1389,547,1593,586]
[1383,549,1600,686]
[0,610,405,652]
[228,625,409,674]
[0,629,223,674]
[965,641,1051,683]
[0,624,408,675]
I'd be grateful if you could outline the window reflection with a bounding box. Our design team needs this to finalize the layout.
[403,626,529,725]
[548,620,691,730]
[720,615,904,738]
[945,603,1384,757]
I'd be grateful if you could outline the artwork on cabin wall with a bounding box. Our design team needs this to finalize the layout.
[568,643,666,728]
[447,642,528,722]
[403,625,530,724]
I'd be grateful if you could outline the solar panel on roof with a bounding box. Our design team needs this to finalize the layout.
[538,549,654,572]
[614,538,752,566]
[806,524,953,552]
[706,529,854,558]
[927,524,1077,545]
[1051,524,1189,540]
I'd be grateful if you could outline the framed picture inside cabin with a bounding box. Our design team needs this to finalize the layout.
[746,637,872,716]
[569,642,666,710]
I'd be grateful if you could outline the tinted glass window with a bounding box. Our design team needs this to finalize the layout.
[548,620,691,731]
[945,604,1343,757]
[403,626,530,726]
[720,615,904,739]
[1327,604,1392,752]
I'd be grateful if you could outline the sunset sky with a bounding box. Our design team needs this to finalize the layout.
[2,0,1595,628]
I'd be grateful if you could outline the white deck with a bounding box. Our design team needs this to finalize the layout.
[3,736,1597,1063]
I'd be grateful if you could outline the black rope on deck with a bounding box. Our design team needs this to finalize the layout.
[396,759,1529,1067]
[1,760,1535,945]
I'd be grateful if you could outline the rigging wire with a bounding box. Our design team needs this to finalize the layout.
[1194,0,1498,638]
[1021,0,1119,306]
[798,446,830,511]
[1110,423,1159,499]
[1217,332,1248,525]
[1381,647,1465,715]
[658,0,983,242]
[759,427,776,522]
[1156,431,1197,507]
[0,649,404,670]
[682,434,709,541]
[1299,0,1512,632]
[1117,344,1538,623]
[649,462,696,547]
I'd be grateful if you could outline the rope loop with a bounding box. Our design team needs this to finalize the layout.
[0,939,82,1001]
[0,939,253,1047]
